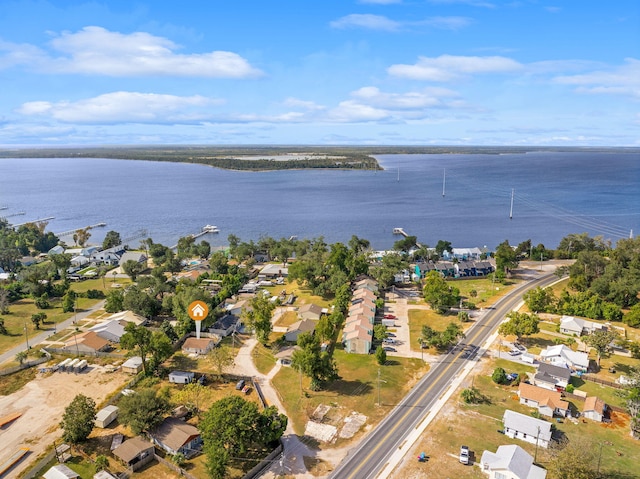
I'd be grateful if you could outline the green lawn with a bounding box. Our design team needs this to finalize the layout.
[252,342,277,375]
[403,355,640,479]
[408,309,460,353]
[272,348,428,436]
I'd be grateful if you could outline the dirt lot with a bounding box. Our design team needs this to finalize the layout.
[0,364,129,478]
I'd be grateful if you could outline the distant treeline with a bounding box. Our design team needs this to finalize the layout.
[0,146,382,171]
[1,145,637,171]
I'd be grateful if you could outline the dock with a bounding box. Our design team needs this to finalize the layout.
[55,222,107,237]
[11,216,55,227]
[170,226,219,250]
[392,227,423,247]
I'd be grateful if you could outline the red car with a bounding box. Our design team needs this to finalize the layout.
[383,314,396,319]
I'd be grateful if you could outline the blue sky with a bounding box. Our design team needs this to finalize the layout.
[0,0,638,146]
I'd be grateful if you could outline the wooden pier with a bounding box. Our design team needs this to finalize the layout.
[392,227,423,248]
[11,216,55,227]
[55,222,107,237]
[170,226,219,250]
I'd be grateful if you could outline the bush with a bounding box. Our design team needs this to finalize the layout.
[565,384,575,393]
[86,289,105,299]
[461,301,476,310]
[492,367,508,384]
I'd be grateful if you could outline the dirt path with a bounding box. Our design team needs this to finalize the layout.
[0,365,128,479]
[229,337,318,478]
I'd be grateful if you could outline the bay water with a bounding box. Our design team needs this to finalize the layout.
[0,151,638,251]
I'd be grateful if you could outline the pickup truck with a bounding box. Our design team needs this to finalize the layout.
[459,445,470,465]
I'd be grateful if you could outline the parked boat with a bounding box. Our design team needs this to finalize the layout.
[202,225,219,233]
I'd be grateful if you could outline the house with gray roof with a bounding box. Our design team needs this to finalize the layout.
[112,436,155,471]
[503,410,552,448]
[480,444,547,479]
[532,362,571,391]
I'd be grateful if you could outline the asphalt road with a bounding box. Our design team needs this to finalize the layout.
[330,272,558,479]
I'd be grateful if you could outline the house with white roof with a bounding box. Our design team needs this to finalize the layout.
[539,344,589,372]
[88,319,127,343]
[480,444,547,479]
[503,410,552,448]
[559,316,606,336]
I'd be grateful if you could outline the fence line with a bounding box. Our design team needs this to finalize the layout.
[0,356,49,376]
[241,444,283,479]
[581,374,624,389]
[153,453,199,479]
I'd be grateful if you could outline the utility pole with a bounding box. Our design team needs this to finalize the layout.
[534,426,540,462]
[377,368,387,406]
[23,321,30,350]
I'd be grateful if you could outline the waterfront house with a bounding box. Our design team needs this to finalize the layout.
[582,396,607,422]
[259,264,288,279]
[47,245,65,256]
[480,444,547,479]
[518,383,569,418]
[150,417,202,457]
[532,363,571,391]
[502,410,552,448]
[118,251,147,266]
[112,436,155,472]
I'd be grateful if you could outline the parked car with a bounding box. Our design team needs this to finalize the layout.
[506,373,519,381]
[459,445,470,465]
[508,349,521,356]
[235,379,246,390]
[242,385,252,394]
[384,314,396,319]
[514,342,526,351]
[383,346,396,352]
[383,339,396,345]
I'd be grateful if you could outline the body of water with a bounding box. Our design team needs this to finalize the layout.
[0,151,638,251]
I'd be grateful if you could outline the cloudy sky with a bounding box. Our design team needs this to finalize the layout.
[1,0,638,146]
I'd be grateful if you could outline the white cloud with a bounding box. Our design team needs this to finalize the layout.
[330,15,471,32]
[0,26,262,78]
[327,86,464,122]
[388,54,523,81]
[420,16,473,30]
[282,98,326,111]
[330,14,400,31]
[17,91,224,124]
[552,58,640,99]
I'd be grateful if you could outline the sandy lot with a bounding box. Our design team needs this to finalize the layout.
[0,365,129,479]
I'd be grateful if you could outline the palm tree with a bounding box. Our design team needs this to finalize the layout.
[15,350,28,365]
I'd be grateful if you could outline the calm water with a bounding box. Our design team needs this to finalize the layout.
[0,151,638,251]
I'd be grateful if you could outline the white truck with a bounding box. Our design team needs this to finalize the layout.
[459,445,470,465]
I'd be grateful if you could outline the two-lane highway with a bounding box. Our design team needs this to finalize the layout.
[330,272,558,479]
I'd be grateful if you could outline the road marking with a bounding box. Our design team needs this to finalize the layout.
[338,274,556,479]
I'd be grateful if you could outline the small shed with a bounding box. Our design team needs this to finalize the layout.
[583,396,607,422]
[43,464,79,479]
[95,405,119,428]
[121,356,144,374]
[169,370,195,384]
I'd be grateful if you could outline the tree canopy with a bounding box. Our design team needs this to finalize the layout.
[498,311,539,341]
[118,388,171,435]
[422,270,460,314]
[60,394,96,443]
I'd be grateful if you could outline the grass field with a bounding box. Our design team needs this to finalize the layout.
[0,276,130,358]
[272,347,428,436]
[398,355,639,479]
